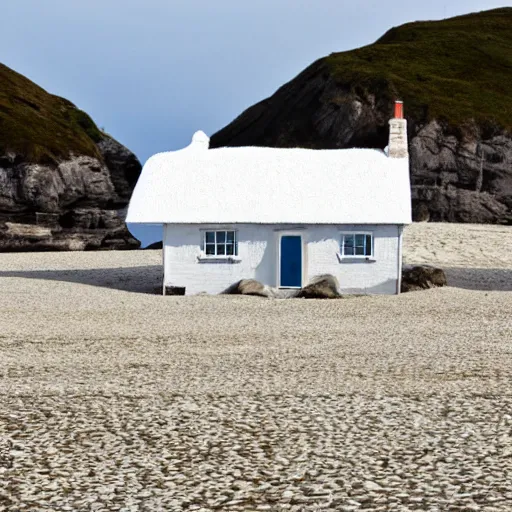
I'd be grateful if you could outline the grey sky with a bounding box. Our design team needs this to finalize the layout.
[2,0,509,244]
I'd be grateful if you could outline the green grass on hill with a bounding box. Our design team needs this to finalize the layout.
[0,63,103,164]
[325,8,512,131]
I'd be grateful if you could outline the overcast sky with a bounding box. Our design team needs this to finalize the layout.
[2,0,509,244]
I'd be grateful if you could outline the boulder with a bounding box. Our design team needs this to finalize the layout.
[296,274,341,299]
[222,275,342,299]
[222,279,275,298]
[401,265,447,293]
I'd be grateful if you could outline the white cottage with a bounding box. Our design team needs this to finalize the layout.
[126,101,411,295]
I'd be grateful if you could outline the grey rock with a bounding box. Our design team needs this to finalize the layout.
[296,274,341,299]
[410,122,512,224]
[0,138,141,252]
[96,135,142,203]
[221,279,277,298]
[401,265,447,293]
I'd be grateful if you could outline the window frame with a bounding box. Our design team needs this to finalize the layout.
[339,231,374,259]
[201,229,239,259]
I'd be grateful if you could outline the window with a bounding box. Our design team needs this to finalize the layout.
[341,233,373,257]
[203,230,238,257]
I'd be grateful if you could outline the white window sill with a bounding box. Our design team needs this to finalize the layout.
[336,253,376,263]
[197,255,241,264]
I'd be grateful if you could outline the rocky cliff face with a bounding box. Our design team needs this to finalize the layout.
[211,8,512,224]
[0,63,141,251]
[410,121,511,223]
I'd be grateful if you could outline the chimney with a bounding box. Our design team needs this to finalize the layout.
[388,100,408,158]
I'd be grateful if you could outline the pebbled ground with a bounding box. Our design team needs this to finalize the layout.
[1,223,512,511]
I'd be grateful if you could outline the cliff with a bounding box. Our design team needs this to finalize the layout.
[0,63,141,251]
[211,8,512,224]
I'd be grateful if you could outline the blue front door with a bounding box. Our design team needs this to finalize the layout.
[280,235,302,288]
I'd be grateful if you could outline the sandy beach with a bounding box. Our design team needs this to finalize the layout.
[0,222,511,511]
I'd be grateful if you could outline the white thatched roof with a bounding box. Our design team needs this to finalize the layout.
[126,131,411,225]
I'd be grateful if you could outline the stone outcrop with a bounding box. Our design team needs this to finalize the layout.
[0,63,141,251]
[211,9,512,225]
[0,141,141,251]
[401,265,448,293]
[410,122,511,223]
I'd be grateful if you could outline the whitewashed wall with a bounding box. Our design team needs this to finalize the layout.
[163,224,402,295]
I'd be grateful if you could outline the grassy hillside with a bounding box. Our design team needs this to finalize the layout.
[0,63,103,164]
[325,7,512,131]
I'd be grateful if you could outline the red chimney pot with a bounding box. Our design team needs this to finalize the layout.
[394,100,404,119]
